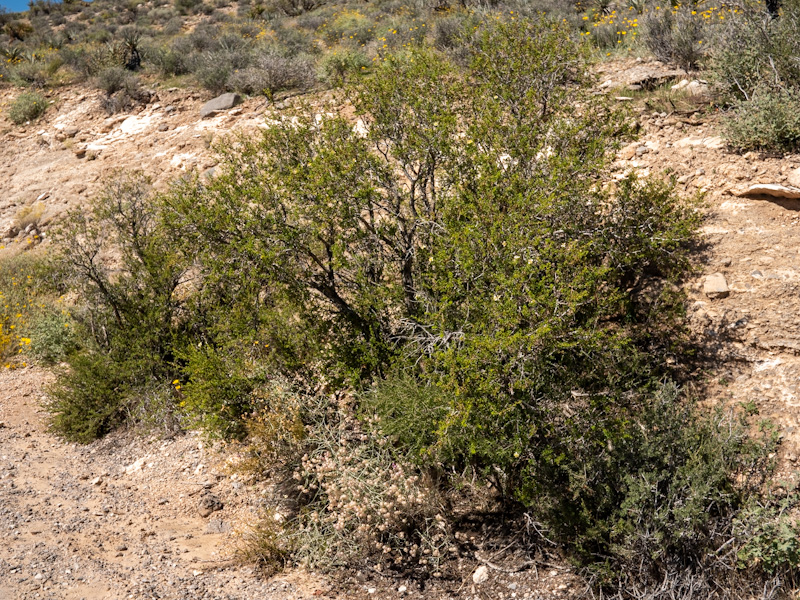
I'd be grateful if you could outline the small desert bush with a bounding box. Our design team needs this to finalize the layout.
[99,73,150,114]
[319,47,369,85]
[7,91,47,124]
[27,309,77,365]
[95,65,133,94]
[227,51,316,99]
[0,251,65,363]
[48,172,188,441]
[237,384,452,573]
[13,201,45,231]
[723,86,800,153]
[9,59,48,87]
[643,5,706,70]
[708,0,800,159]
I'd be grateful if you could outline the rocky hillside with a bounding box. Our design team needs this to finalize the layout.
[4,55,800,598]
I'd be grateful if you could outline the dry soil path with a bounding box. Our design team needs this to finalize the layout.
[0,366,328,600]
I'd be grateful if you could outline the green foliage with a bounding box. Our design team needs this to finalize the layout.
[27,309,77,364]
[95,65,133,94]
[710,1,800,105]
[736,493,800,574]
[7,91,47,124]
[227,51,316,99]
[319,47,368,86]
[642,5,706,70]
[48,172,188,441]
[43,12,800,592]
[723,87,800,153]
[179,344,265,438]
[47,352,133,443]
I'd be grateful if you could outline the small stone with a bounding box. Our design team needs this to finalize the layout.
[90,476,102,486]
[200,93,242,118]
[198,493,223,518]
[73,147,86,159]
[751,270,764,279]
[677,175,691,184]
[720,257,732,267]
[398,585,407,593]
[63,126,79,138]
[367,588,376,594]
[685,80,709,96]
[787,168,800,188]
[704,273,730,299]
[618,142,638,160]
[115,544,127,552]
[157,123,169,132]
[125,457,146,475]
[635,145,648,156]
[472,565,489,584]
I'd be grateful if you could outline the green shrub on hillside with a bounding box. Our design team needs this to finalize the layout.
[7,91,47,124]
[45,14,800,594]
[723,87,800,153]
[48,172,188,440]
[643,5,706,70]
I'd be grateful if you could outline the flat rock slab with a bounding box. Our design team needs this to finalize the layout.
[733,184,800,199]
[200,93,242,118]
[599,62,686,91]
[704,273,730,299]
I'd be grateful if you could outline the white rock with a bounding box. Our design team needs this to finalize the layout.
[786,168,800,188]
[90,476,102,486]
[704,273,730,299]
[472,565,489,584]
[398,585,407,593]
[125,457,146,475]
[685,80,709,96]
[734,184,800,199]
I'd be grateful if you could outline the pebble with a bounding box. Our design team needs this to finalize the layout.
[473,565,489,584]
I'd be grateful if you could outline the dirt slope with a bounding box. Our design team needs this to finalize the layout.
[0,366,329,600]
[613,94,800,475]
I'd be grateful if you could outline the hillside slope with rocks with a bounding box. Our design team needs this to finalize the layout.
[4,59,800,597]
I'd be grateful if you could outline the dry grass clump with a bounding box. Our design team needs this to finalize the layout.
[13,201,45,231]
[235,382,453,576]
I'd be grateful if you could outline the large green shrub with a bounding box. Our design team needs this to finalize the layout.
[45,15,800,593]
